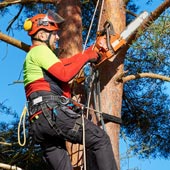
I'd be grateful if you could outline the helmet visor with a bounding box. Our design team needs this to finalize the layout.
[42,10,64,24]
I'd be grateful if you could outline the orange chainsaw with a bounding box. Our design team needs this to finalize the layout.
[94,11,149,65]
[75,11,149,84]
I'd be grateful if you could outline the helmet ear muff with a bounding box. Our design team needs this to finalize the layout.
[23,18,33,31]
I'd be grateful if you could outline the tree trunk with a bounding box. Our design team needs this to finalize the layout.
[57,0,84,168]
[98,0,126,169]
[57,0,126,170]
[57,0,83,58]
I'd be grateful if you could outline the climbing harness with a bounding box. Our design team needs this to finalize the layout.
[27,94,85,141]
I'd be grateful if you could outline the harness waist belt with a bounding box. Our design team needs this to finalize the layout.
[28,95,70,107]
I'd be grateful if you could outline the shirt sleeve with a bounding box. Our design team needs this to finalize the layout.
[31,45,90,82]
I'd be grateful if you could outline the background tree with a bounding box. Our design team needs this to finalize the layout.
[121,9,170,158]
[0,0,170,170]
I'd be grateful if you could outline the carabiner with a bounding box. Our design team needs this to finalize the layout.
[59,96,70,105]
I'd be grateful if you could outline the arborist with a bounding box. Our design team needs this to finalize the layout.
[23,10,116,170]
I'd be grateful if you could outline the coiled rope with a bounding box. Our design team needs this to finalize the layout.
[18,105,27,146]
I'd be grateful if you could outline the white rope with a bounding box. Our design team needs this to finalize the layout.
[97,0,105,31]
[81,1,100,168]
[81,1,105,169]
[82,73,94,170]
[82,113,86,170]
[18,105,27,147]
[82,0,100,53]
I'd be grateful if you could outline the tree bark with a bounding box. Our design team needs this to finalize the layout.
[57,0,83,58]
[57,0,84,168]
[98,0,126,169]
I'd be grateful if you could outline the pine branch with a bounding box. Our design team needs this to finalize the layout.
[0,141,12,146]
[0,0,169,53]
[126,0,170,49]
[115,72,170,83]
[6,5,24,31]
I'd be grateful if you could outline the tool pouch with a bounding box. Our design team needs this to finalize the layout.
[60,106,81,119]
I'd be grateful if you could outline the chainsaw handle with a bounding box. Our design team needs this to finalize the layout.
[93,35,116,65]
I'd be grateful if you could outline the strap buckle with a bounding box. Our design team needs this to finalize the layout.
[32,96,43,105]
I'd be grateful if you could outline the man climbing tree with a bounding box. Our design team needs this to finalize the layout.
[0,0,169,170]
[23,9,117,170]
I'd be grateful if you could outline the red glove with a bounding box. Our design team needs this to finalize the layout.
[84,45,99,63]
[92,35,114,65]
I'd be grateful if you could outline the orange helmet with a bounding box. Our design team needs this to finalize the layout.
[24,10,64,36]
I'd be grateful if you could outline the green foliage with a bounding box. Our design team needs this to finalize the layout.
[0,106,48,169]
[0,102,18,118]
[121,10,170,159]
[0,0,170,168]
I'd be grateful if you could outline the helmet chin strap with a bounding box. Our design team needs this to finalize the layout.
[32,32,53,49]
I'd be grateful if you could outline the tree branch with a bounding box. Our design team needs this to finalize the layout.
[126,9,138,17]
[115,72,170,83]
[0,141,12,146]
[0,32,30,52]
[126,0,170,47]
[6,5,24,31]
[0,0,57,9]
[0,0,169,53]
[0,163,23,170]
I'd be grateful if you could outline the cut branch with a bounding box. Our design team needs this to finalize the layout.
[0,32,30,52]
[116,73,170,83]
[0,163,23,170]
[0,141,12,146]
